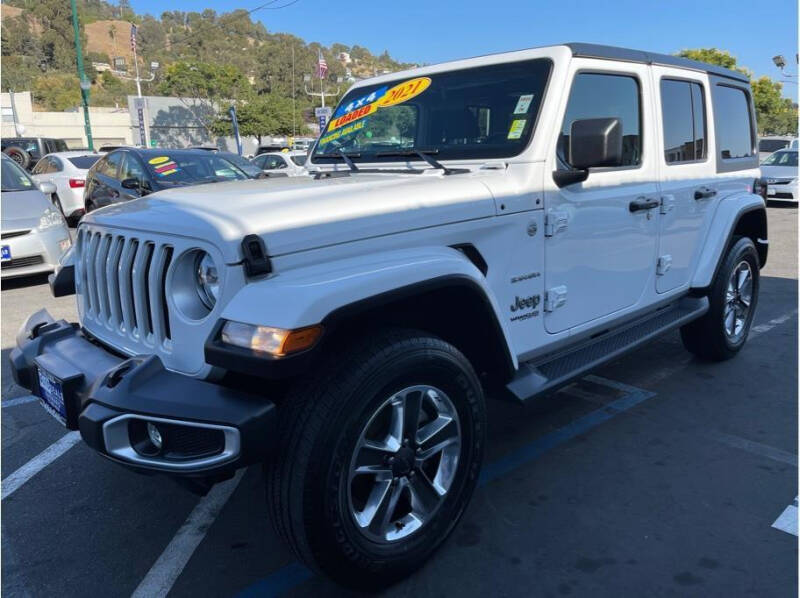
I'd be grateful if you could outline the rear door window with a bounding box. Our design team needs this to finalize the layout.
[100,153,123,178]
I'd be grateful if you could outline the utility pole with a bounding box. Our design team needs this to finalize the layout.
[70,0,94,150]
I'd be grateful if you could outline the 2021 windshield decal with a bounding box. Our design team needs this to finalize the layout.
[326,76,431,134]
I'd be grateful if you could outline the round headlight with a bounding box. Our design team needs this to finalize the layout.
[195,252,220,309]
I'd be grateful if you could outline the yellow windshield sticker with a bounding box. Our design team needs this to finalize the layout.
[377,77,431,108]
[327,76,431,133]
[507,119,527,140]
[149,156,170,165]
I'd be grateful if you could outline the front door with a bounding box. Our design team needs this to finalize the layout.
[544,63,659,334]
[651,67,719,293]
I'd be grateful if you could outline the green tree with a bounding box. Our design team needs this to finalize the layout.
[32,73,82,110]
[158,61,251,133]
[211,94,305,141]
[677,48,798,135]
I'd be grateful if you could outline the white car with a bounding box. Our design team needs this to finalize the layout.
[758,135,797,161]
[30,151,105,224]
[1,155,72,279]
[251,151,307,177]
[13,43,767,589]
[761,148,798,202]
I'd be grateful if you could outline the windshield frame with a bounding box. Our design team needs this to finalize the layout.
[311,58,553,165]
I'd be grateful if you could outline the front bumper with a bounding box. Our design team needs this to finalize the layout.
[767,182,798,201]
[10,310,276,482]
[1,227,71,279]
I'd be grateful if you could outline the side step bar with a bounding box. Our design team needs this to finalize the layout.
[506,297,709,402]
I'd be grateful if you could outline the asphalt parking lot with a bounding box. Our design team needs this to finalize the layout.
[2,205,797,598]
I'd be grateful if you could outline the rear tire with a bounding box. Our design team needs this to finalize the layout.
[681,236,759,361]
[265,328,486,590]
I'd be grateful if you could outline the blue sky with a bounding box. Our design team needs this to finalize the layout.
[131,0,799,101]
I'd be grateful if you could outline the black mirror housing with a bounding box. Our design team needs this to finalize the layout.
[121,178,140,190]
[568,117,623,170]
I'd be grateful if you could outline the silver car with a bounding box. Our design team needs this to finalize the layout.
[30,151,104,225]
[1,155,72,279]
[761,148,799,202]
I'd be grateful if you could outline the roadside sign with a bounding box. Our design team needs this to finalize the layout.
[133,97,148,147]
[315,107,332,131]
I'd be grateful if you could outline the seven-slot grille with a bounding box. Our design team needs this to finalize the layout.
[77,228,174,347]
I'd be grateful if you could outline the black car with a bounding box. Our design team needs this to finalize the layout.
[83,148,263,212]
[2,137,69,171]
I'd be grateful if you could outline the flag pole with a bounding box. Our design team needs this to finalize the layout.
[292,44,296,137]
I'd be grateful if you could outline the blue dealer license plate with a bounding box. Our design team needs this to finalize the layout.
[37,367,68,426]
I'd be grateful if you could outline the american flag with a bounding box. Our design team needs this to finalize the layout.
[130,23,137,53]
[316,50,328,79]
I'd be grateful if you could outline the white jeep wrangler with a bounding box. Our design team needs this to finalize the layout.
[11,43,768,589]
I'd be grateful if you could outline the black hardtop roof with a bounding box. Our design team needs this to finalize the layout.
[565,43,749,83]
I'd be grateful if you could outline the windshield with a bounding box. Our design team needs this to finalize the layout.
[219,152,263,178]
[146,152,254,186]
[291,155,307,166]
[759,139,790,153]
[313,59,552,164]
[68,155,102,169]
[762,150,798,167]
[1,157,36,191]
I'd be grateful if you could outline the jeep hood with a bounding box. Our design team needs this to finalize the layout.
[82,172,496,262]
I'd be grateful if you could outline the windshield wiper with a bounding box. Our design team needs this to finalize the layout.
[321,150,360,172]
[376,149,452,174]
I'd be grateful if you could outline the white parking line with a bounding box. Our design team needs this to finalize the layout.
[710,431,798,467]
[131,469,245,598]
[772,497,798,537]
[2,395,37,408]
[750,309,798,337]
[1,431,81,500]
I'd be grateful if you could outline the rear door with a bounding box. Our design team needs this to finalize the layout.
[652,68,718,293]
[543,62,660,334]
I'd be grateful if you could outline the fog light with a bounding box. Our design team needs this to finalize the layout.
[147,422,163,451]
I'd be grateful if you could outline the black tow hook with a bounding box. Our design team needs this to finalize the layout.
[105,362,135,388]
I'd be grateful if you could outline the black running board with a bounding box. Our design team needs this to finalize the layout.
[506,297,708,402]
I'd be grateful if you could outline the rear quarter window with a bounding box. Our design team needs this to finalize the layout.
[713,85,754,159]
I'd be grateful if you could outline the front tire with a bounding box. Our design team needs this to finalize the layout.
[681,236,759,361]
[265,329,486,590]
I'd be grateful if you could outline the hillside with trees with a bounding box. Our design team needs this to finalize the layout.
[1,0,416,134]
[1,2,796,137]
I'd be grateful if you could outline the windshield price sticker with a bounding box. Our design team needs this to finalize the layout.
[507,119,527,140]
[334,87,387,118]
[149,156,170,165]
[319,119,367,146]
[327,76,432,133]
[514,94,534,114]
[154,160,179,176]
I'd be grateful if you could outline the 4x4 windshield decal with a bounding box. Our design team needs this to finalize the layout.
[326,76,431,134]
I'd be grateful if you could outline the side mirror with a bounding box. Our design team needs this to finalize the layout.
[38,181,56,195]
[568,117,623,170]
[121,178,141,191]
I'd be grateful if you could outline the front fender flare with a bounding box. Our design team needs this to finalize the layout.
[219,246,517,368]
